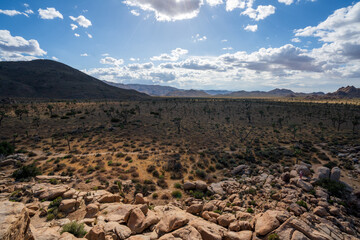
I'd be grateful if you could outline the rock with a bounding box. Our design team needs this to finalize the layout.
[98,194,120,203]
[59,199,77,213]
[296,179,313,192]
[228,221,252,232]
[39,185,69,200]
[86,225,105,240]
[105,204,137,223]
[186,204,203,215]
[208,182,225,195]
[195,180,207,191]
[156,211,189,234]
[85,204,99,218]
[103,222,131,240]
[183,181,196,191]
[329,206,340,216]
[231,165,248,175]
[313,206,328,217]
[134,193,148,205]
[223,231,252,240]
[127,208,146,234]
[0,201,34,240]
[313,167,330,180]
[63,189,76,199]
[315,188,328,200]
[32,227,62,240]
[159,226,202,240]
[289,203,303,216]
[217,213,236,227]
[291,230,310,240]
[294,165,311,177]
[281,172,291,183]
[36,175,71,183]
[330,167,341,181]
[255,210,283,236]
[127,235,150,240]
[190,219,226,240]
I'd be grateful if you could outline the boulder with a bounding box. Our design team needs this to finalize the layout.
[183,181,196,191]
[296,179,313,192]
[159,226,201,240]
[228,221,252,232]
[134,193,148,205]
[103,222,131,240]
[86,225,105,240]
[291,230,310,240]
[104,204,137,223]
[39,185,69,200]
[231,165,248,175]
[186,204,203,215]
[59,199,77,213]
[85,204,99,218]
[330,167,341,182]
[127,208,146,234]
[208,182,225,195]
[223,231,252,240]
[98,194,120,203]
[0,201,34,240]
[313,206,328,217]
[294,165,311,177]
[217,213,236,227]
[190,219,227,240]
[313,167,330,180]
[156,211,189,234]
[255,210,286,236]
[195,180,207,191]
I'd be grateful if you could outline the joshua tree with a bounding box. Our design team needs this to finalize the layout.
[47,104,54,117]
[15,109,28,120]
[64,134,71,151]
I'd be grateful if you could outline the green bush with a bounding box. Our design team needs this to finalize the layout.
[195,169,206,179]
[171,190,182,199]
[268,233,280,240]
[61,221,87,238]
[316,178,346,198]
[296,200,308,209]
[0,141,14,156]
[12,164,41,181]
[247,208,254,213]
[46,213,55,221]
[152,193,158,199]
[49,197,62,208]
[191,190,204,199]
[174,183,182,189]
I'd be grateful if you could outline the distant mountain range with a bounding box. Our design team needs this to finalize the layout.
[0,60,148,100]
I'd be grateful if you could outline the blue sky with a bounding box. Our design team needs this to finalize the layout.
[0,0,359,92]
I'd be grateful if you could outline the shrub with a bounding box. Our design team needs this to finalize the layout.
[195,169,206,179]
[174,182,182,189]
[268,233,280,240]
[49,197,62,208]
[296,200,308,209]
[191,191,204,200]
[0,141,14,156]
[49,178,58,185]
[12,164,41,181]
[152,193,158,199]
[46,213,55,221]
[316,179,346,198]
[61,221,87,238]
[247,208,254,213]
[171,190,182,199]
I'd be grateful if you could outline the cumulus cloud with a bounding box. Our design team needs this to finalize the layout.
[244,24,258,32]
[123,0,204,21]
[71,24,78,30]
[291,37,301,43]
[52,56,59,61]
[0,30,46,61]
[69,15,92,28]
[87,33,93,39]
[222,47,233,50]
[38,8,63,20]
[74,33,80,37]
[100,57,124,66]
[0,9,26,17]
[241,5,275,21]
[151,48,188,61]
[206,0,223,7]
[278,0,293,5]
[225,0,253,11]
[81,53,88,57]
[192,34,207,42]
[131,10,140,16]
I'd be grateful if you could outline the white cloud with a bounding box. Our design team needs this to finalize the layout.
[131,10,140,16]
[192,34,207,42]
[52,56,59,61]
[221,39,228,42]
[87,33,93,39]
[100,56,124,66]
[71,24,78,30]
[291,37,301,43]
[0,30,46,61]
[25,9,34,15]
[123,0,204,21]
[244,24,258,32]
[69,15,92,28]
[24,4,30,8]
[38,7,63,20]
[130,57,140,61]
[225,0,253,12]
[241,5,275,21]
[81,53,88,57]
[278,0,293,5]
[151,48,188,61]
[74,33,80,37]
[102,53,110,57]
[0,9,26,17]
[222,47,233,50]
[206,0,223,7]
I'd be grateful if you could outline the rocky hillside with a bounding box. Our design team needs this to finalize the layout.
[0,60,149,100]
[328,86,360,98]
[0,153,360,240]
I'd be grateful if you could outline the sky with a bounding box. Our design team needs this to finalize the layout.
[0,0,359,92]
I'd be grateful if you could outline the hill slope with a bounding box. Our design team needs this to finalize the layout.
[0,60,149,100]
[104,81,178,96]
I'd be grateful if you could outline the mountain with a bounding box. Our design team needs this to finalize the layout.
[165,89,210,97]
[0,60,149,100]
[223,88,296,98]
[327,86,360,98]
[204,90,233,95]
[103,81,178,96]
